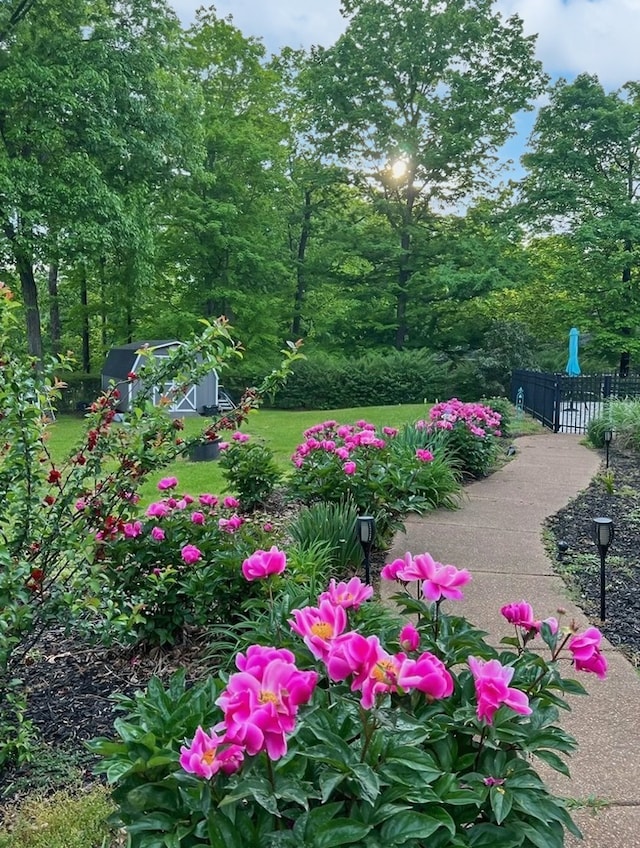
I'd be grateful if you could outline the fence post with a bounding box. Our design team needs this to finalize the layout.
[602,374,612,400]
[553,375,562,433]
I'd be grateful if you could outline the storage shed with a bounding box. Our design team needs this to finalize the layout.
[101,340,219,417]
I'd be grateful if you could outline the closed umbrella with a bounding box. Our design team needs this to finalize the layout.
[566,327,581,376]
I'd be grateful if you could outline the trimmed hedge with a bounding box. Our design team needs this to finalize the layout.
[55,373,102,413]
[226,350,449,410]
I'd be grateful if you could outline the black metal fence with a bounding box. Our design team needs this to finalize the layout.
[510,370,640,434]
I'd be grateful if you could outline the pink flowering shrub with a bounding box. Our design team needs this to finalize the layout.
[94,478,279,644]
[93,552,606,847]
[416,397,504,478]
[289,418,461,542]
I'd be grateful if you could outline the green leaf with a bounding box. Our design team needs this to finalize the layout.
[533,749,571,777]
[490,786,513,825]
[380,808,455,843]
[312,819,372,848]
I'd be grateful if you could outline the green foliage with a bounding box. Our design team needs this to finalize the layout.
[218,435,283,510]
[230,349,449,410]
[289,500,364,577]
[586,415,608,449]
[90,479,275,645]
[55,373,102,413]
[421,399,504,479]
[288,417,461,543]
[589,399,640,452]
[0,786,114,848]
[93,563,590,848]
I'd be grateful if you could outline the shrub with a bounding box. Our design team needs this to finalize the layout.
[288,418,461,543]
[418,398,503,478]
[218,433,282,510]
[89,477,278,645]
[227,349,449,409]
[92,549,606,848]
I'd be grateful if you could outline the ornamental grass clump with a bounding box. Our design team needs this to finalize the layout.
[289,418,461,542]
[92,546,606,848]
[417,398,503,478]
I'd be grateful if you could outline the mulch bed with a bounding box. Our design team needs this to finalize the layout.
[2,444,639,807]
[545,446,640,664]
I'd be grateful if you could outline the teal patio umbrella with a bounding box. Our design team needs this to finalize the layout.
[566,327,581,376]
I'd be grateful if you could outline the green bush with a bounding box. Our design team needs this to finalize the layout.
[55,372,102,413]
[226,349,449,410]
[218,434,283,510]
[418,398,504,479]
[289,418,461,543]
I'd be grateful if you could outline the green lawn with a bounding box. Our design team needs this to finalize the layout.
[46,404,433,502]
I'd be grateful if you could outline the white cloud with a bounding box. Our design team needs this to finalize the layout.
[497,0,640,89]
[169,0,345,53]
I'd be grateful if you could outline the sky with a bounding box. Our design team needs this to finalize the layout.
[169,0,640,170]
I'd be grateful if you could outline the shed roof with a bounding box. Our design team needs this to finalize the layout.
[102,340,180,378]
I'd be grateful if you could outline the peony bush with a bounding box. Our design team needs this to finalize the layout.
[289,419,462,542]
[417,398,503,478]
[92,547,605,848]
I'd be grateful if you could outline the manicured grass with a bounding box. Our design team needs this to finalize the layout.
[45,404,432,502]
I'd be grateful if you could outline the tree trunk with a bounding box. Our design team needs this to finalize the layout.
[80,267,90,373]
[11,237,43,360]
[292,189,312,338]
[47,263,61,355]
[99,256,107,352]
[395,228,411,350]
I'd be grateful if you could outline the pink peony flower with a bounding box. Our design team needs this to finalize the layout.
[181,544,202,565]
[123,521,143,538]
[199,493,218,507]
[180,726,244,779]
[232,431,250,442]
[398,622,420,652]
[325,632,384,688]
[219,514,243,533]
[191,511,206,525]
[223,496,240,509]
[501,601,538,630]
[420,559,471,603]
[289,601,348,660]
[146,501,170,519]
[319,577,373,610]
[360,651,402,708]
[416,448,434,462]
[343,461,357,475]
[157,476,178,491]
[151,526,165,542]
[568,627,607,679]
[468,656,532,724]
[380,555,409,581]
[335,447,350,460]
[242,546,287,580]
[216,647,317,759]
[397,651,454,699]
[263,522,273,532]
[383,426,398,437]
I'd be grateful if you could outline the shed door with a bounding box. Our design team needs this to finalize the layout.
[153,382,197,413]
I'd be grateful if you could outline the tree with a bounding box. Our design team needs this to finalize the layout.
[301,0,546,348]
[0,0,196,360]
[521,74,640,364]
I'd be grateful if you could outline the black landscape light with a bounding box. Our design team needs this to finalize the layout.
[356,516,376,585]
[557,540,569,561]
[592,517,614,621]
[604,429,613,469]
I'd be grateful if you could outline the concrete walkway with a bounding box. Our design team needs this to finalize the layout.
[383,434,640,847]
